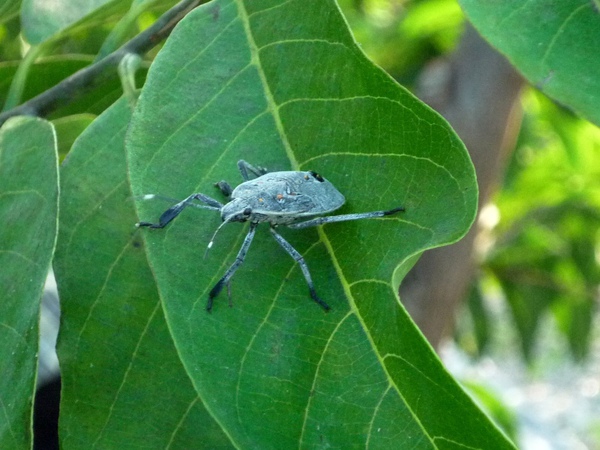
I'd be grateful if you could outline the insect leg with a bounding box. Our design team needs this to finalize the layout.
[237,160,268,181]
[137,193,223,228]
[214,181,233,197]
[269,227,331,311]
[288,207,404,229]
[207,222,258,312]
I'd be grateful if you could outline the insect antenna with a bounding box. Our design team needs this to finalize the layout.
[203,216,234,258]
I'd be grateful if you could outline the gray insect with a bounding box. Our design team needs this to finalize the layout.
[137,160,404,312]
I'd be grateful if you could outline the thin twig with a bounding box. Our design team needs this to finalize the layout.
[0,0,204,127]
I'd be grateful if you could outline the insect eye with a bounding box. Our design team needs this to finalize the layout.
[309,171,324,182]
[243,207,252,215]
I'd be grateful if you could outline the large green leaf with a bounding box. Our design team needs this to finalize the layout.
[54,98,233,448]
[127,0,512,448]
[0,116,58,449]
[459,0,600,126]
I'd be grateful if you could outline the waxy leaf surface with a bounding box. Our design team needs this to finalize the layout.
[54,98,233,448]
[127,0,513,448]
[0,116,57,449]
[460,0,600,126]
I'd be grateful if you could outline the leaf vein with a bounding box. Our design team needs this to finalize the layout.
[165,397,201,449]
[299,310,353,447]
[246,0,295,18]
[0,322,28,345]
[318,234,437,446]
[237,0,299,169]
[91,300,162,447]
[140,62,254,179]
[365,384,392,449]
[540,3,589,71]
[258,38,347,52]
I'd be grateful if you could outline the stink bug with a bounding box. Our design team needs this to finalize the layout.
[137,160,404,311]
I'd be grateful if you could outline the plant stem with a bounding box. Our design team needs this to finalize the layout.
[0,0,204,127]
[2,44,44,112]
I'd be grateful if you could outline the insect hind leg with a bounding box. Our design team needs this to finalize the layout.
[269,227,330,311]
[207,222,258,312]
[288,207,404,229]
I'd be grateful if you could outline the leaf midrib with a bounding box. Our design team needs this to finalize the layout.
[236,0,300,170]
[236,0,436,447]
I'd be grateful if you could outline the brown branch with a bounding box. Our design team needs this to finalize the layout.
[0,0,204,127]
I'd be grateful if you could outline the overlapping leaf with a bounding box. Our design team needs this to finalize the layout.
[0,116,58,449]
[54,98,233,448]
[460,0,600,126]
[126,0,513,448]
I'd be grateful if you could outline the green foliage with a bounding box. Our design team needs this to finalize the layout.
[0,0,20,27]
[21,0,130,45]
[7,0,600,447]
[338,0,464,84]
[123,1,510,448]
[462,381,519,441]
[343,0,600,369]
[477,91,600,362]
[54,98,232,448]
[0,116,58,449]
[1,0,514,447]
[496,95,600,359]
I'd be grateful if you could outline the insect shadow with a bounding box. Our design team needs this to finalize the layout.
[137,160,404,312]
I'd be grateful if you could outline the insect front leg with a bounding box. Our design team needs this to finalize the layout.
[237,160,268,181]
[288,207,405,229]
[137,193,223,229]
[214,181,233,197]
[207,222,258,312]
[269,227,330,311]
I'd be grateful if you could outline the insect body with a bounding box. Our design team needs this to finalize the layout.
[220,169,345,226]
[138,160,404,312]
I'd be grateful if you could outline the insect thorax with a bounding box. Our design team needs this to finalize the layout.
[221,170,345,224]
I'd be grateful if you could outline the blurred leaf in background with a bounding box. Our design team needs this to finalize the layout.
[468,91,600,362]
[459,0,600,127]
[338,0,464,84]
